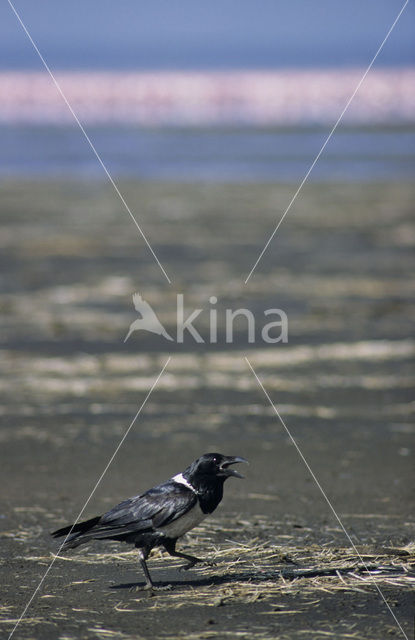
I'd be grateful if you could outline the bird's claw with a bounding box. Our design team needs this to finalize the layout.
[179,558,216,572]
[203,560,217,567]
[150,584,172,592]
[130,583,172,592]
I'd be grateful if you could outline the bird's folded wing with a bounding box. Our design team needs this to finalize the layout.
[96,482,197,536]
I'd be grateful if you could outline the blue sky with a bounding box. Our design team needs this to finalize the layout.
[1,0,414,69]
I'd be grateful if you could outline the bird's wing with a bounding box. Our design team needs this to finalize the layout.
[94,482,197,537]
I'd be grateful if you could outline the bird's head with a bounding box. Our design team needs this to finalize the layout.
[187,453,248,482]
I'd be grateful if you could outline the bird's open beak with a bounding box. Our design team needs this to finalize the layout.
[219,456,248,479]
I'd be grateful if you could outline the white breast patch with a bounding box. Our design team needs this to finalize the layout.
[157,503,207,539]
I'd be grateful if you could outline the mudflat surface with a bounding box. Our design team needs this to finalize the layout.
[0,180,414,640]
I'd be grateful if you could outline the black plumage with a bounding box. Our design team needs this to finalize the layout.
[52,453,247,590]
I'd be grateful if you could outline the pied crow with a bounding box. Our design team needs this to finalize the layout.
[52,453,247,590]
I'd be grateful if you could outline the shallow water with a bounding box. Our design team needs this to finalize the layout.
[1,125,414,181]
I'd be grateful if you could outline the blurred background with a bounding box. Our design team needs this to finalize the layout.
[1,2,414,638]
[0,0,414,179]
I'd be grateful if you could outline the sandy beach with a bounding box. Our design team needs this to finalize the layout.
[0,179,414,639]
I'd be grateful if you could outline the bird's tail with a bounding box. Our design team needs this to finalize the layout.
[51,516,101,550]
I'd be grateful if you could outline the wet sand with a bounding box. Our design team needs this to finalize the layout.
[0,180,414,639]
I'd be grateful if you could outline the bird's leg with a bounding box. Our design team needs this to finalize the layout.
[163,538,208,571]
[139,558,156,590]
[133,547,171,591]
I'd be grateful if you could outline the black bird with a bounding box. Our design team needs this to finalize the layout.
[52,453,247,590]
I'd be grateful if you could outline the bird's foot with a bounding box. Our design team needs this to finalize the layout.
[150,583,173,592]
[179,558,216,572]
[130,583,172,593]
[202,559,217,568]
